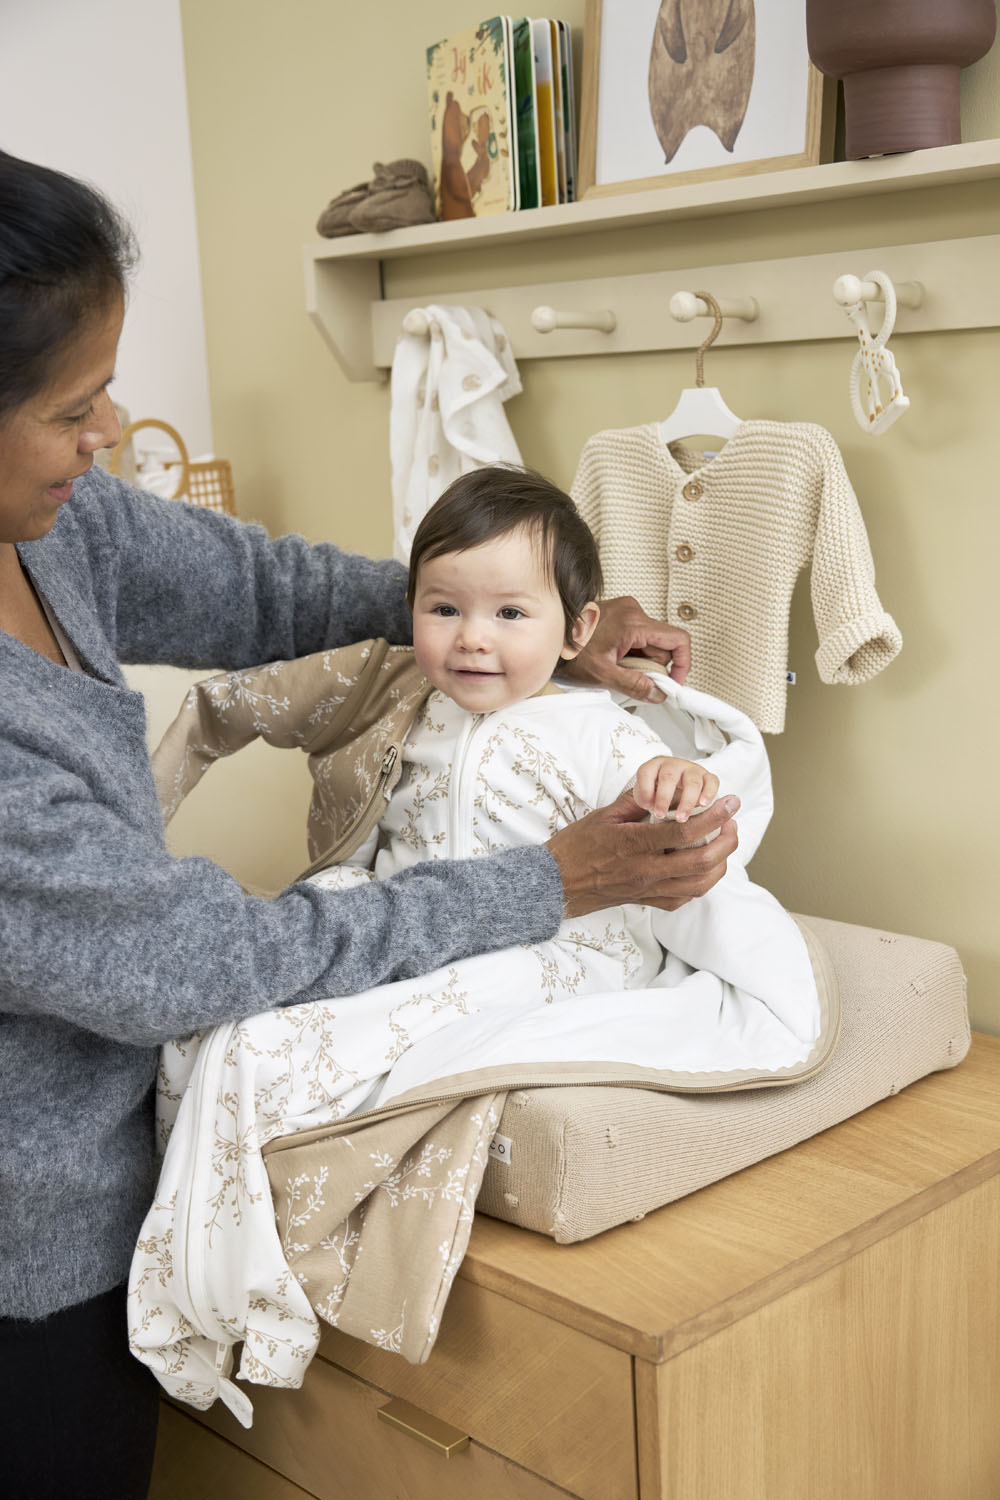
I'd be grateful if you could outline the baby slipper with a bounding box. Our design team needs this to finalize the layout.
[315,179,370,238]
[349,159,436,233]
[365,159,431,195]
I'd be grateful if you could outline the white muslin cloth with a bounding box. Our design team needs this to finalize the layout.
[389,304,523,562]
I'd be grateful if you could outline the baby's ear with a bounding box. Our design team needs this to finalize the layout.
[560,601,600,660]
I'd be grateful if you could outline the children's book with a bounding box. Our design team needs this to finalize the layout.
[557,19,578,202]
[504,17,522,211]
[512,18,540,210]
[530,17,558,207]
[427,17,517,220]
[549,19,567,202]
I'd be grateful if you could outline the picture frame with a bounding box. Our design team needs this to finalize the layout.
[577,0,834,199]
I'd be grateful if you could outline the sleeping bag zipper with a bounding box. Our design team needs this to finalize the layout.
[448,714,483,859]
[298,743,400,880]
[173,1021,238,1348]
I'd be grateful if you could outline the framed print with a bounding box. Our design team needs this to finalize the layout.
[578,0,834,198]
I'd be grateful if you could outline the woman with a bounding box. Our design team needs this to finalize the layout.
[0,149,738,1499]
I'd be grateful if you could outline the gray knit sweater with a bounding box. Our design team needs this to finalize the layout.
[0,469,564,1320]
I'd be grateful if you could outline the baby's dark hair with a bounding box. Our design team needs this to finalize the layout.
[407,466,603,642]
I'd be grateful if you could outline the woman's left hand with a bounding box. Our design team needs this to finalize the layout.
[561,595,690,700]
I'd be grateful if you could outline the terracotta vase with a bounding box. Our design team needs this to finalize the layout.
[806,0,997,159]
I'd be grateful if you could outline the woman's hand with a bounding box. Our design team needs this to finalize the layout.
[546,792,739,918]
[559,595,690,701]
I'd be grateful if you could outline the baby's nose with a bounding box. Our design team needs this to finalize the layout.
[457,617,491,650]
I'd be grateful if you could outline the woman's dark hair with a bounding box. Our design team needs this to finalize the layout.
[407,465,603,642]
[0,150,137,419]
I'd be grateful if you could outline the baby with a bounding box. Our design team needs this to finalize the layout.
[312,463,719,997]
[405,464,715,825]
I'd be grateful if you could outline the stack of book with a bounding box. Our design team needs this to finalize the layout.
[426,17,578,221]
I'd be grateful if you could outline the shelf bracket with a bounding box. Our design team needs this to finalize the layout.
[304,248,383,382]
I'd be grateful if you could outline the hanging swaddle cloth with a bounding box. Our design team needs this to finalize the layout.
[571,421,902,733]
[390,305,522,562]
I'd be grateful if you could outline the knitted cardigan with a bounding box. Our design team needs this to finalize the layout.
[0,469,563,1321]
[571,421,902,733]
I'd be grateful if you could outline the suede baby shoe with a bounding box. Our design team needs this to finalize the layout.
[315,179,370,238]
[348,159,436,233]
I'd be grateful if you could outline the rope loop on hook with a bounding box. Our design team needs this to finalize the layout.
[692,290,724,387]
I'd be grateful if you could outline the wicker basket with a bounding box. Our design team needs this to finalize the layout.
[108,417,236,517]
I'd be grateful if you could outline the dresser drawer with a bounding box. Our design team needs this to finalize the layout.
[151,1402,314,1500]
[192,1352,585,1500]
[318,1275,636,1500]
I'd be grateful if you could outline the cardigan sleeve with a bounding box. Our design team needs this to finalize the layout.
[809,428,903,685]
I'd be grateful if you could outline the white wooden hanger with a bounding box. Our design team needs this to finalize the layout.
[660,291,742,445]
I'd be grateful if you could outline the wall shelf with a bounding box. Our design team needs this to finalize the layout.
[303,138,1000,381]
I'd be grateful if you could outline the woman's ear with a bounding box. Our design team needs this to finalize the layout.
[559,601,601,660]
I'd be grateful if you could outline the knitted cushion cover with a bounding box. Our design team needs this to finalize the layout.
[476,914,970,1243]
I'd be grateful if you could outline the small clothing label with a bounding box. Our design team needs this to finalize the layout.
[488,1132,513,1164]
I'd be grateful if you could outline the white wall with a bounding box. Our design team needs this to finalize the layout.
[1,0,230,873]
[0,0,213,452]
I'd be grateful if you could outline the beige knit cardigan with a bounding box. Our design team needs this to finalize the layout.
[571,421,902,733]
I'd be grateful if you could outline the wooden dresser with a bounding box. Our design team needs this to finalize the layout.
[149,1033,1000,1500]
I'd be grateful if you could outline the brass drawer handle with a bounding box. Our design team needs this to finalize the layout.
[376,1397,470,1458]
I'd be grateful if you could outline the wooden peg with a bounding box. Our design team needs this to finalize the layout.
[669,291,759,323]
[531,305,617,333]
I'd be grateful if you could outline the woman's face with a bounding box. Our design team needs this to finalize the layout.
[0,293,124,545]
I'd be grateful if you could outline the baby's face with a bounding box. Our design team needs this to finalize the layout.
[411,529,585,712]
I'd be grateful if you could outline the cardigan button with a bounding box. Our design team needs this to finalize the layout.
[675,543,694,562]
[678,602,697,621]
[682,480,703,500]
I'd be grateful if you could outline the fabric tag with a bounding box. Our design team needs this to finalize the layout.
[488,1132,513,1164]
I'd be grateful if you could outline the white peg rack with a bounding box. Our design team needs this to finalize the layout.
[306,232,999,382]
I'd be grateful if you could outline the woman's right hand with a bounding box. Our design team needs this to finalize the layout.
[546,791,739,918]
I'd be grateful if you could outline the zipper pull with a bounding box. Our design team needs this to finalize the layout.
[380,745,398,780]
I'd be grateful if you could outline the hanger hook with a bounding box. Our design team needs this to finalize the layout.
[692,290,724,388]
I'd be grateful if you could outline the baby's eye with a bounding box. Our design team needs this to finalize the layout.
[498,607,525,620]
[432,604,458,616]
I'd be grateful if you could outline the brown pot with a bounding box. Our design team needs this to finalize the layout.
[806,0,997,158]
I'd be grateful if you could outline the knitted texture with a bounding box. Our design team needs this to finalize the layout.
[0,468,564,1320]
[571,421,902,733]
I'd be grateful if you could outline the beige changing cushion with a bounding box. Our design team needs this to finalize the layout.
[476,914,970,1244]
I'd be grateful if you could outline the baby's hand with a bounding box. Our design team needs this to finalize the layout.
[632,756,720,823]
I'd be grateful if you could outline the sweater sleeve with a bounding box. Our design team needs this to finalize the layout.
[0,751,565,1046]
[809,428,903,685]
[82,470,414,668]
